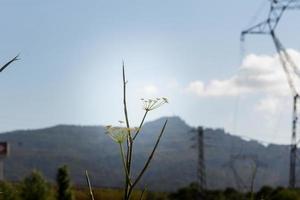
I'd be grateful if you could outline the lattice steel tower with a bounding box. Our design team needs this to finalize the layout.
[197,127,206,199]
[241,0,300,188]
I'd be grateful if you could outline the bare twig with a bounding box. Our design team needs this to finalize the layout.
[122,62,133,199]
[122,63,131,136]
[133,110,148,140]
[0,54,19,73]
[119,143,132,186]
[139,187,147,200]
[85,170,95,200]
[128,119,168,197]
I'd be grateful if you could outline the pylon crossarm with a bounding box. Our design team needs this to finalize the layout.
[241,0,299,40]
[272,0,300,10]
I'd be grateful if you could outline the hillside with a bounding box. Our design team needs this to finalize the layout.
[0,116,292,191]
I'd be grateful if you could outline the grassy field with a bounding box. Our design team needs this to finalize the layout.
[73,187,168,200]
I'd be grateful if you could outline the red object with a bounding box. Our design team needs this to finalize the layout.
[0,142,8,156]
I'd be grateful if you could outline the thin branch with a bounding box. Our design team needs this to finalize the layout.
[139,187,147,200]
[122,62,131,132]
[131,119,168,189]
[0,54,19,73]
[85,170,95,200]
[133,110,148,140]
[122,63,134,169]
[119,143,132,186]
[122,62,132,199]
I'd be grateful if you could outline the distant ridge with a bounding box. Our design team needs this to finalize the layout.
[0,116,292,191]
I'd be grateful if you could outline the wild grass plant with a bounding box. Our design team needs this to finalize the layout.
[101,64,168,200]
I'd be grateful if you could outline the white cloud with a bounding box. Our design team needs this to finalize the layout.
[186,49,300,97]
[166,78,180,90]
[142,84,158,95]
[256,96,281,115]
[254,95,292,129]
[186,78,243,97]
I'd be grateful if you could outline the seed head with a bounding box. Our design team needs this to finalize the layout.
[141,97,168,111]
[105,125,138,143]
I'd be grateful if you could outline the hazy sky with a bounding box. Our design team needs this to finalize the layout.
[0,0,300,144]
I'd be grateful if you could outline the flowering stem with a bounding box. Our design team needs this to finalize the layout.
[121,64,168,200]
[122,63,132,199]
[133,110,148,140]
[119,143,132,186]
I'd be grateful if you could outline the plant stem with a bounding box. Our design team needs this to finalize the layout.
[119,143,132,186]
[121,64,167,200]
[133,110,148,140]
[127,119,168,198]
[85,170,95,200]
[139,187,147,200]
[0,54,19,73]
[122,63,133,200]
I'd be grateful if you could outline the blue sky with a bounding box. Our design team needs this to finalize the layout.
[0,0,300,144]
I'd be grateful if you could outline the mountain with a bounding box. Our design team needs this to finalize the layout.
[0,116,292,191]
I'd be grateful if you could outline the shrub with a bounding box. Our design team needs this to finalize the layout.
[20,170,52,200]
[56,165,74,200]
[0,181,19,200]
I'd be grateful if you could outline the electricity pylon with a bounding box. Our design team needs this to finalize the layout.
[230,154,258,192]
[241,0,300,188]
[190,127,206,199]
[197,127,206,199]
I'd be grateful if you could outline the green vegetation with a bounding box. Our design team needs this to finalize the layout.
[0,168,167,200]
[74,188,168,200]
[57,165,74,200]
[168,183,300,200]
[0,181,19,200]
[3,173,300,200]
[20,170,53,200]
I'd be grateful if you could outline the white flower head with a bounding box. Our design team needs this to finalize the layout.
[105,125,138,143]
[141,97,168,111]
